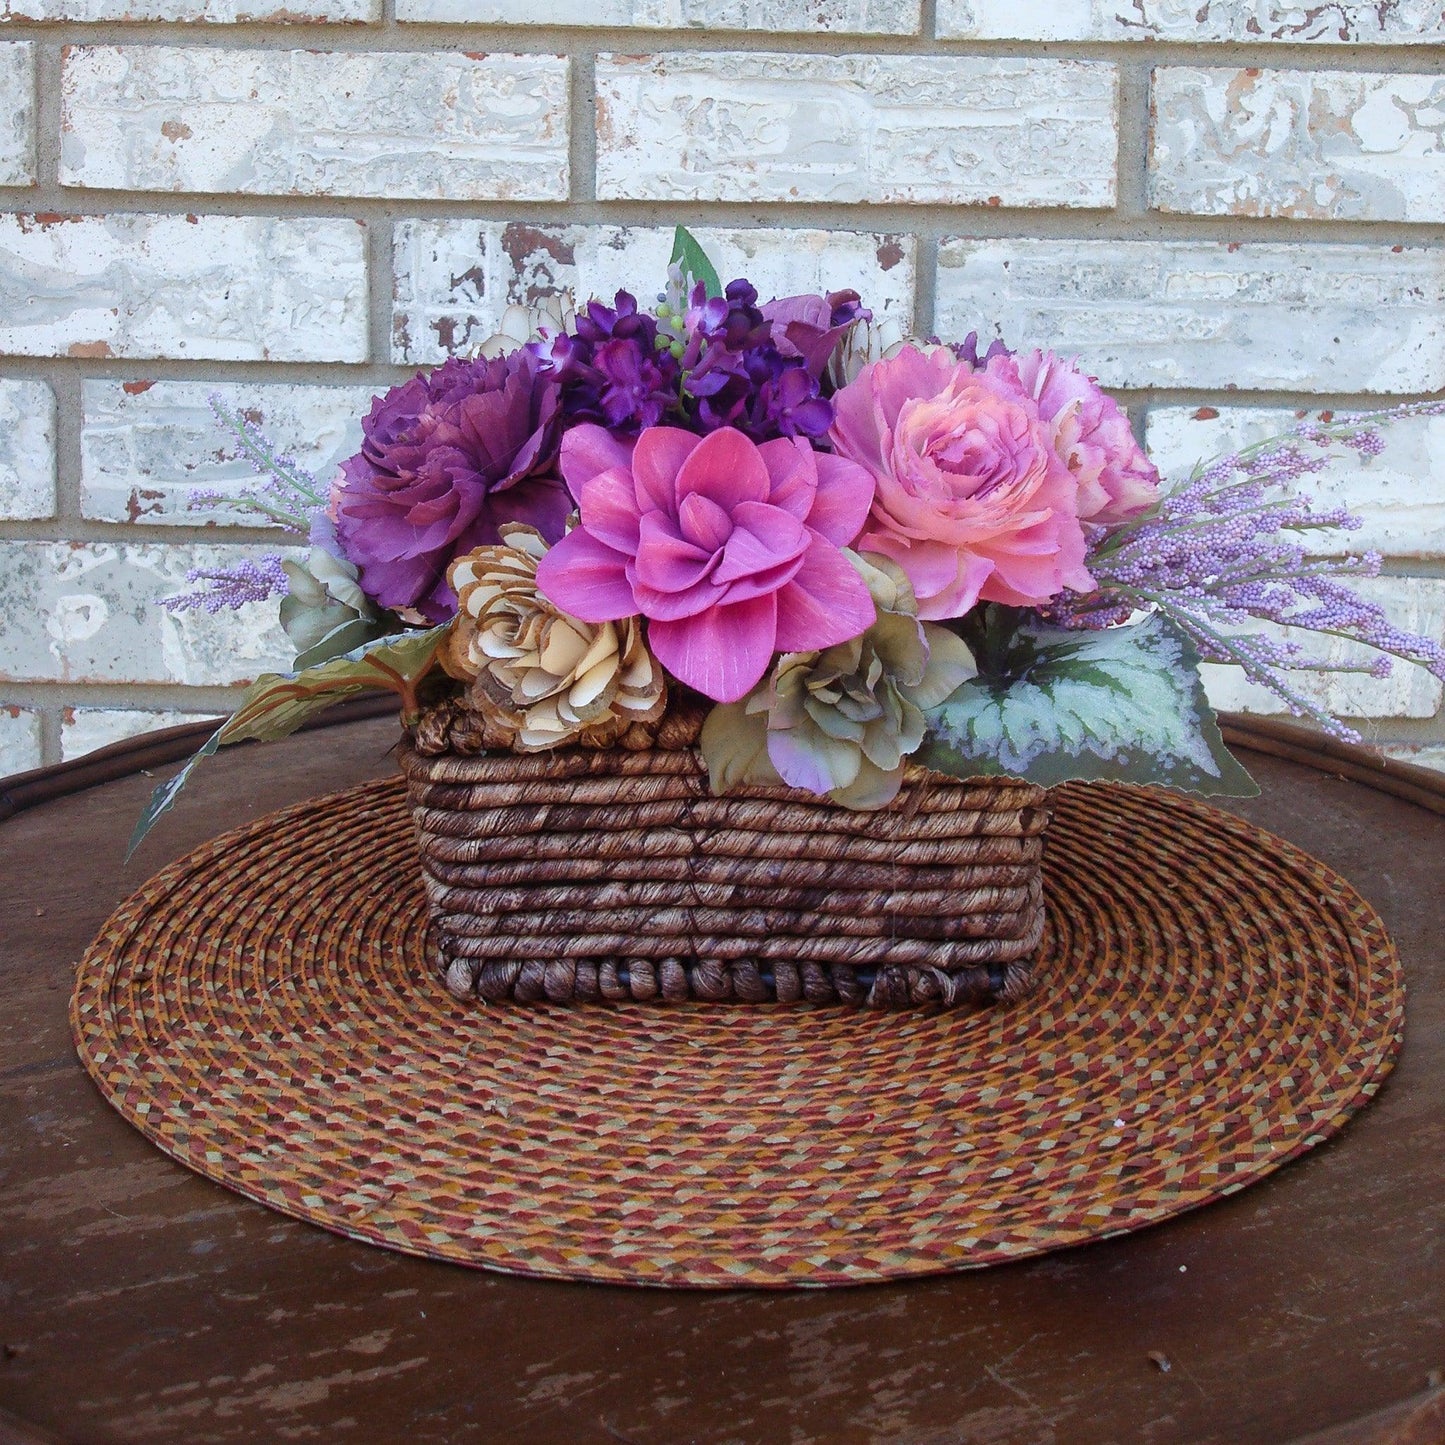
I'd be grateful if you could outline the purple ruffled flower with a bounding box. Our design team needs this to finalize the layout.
[334,351,567,623]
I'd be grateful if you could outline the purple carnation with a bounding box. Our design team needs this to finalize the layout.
[334,351,566,622]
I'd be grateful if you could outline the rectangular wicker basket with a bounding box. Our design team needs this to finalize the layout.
[399,741,1050,1009]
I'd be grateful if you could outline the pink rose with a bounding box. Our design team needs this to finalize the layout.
[534,424,877,703]
[829,346,1093,620]
[1013,350,1160,525]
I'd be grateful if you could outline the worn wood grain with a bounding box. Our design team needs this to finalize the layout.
[1,719,1441,1444]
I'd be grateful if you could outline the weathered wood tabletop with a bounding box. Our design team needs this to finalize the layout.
[1,714,1441,1445]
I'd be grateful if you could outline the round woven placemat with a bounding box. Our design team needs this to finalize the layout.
[72,776,1403,1289]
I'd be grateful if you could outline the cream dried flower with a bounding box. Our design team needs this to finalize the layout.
[442,524,665,752]
[476,297,577,360]
[701,553,976,809]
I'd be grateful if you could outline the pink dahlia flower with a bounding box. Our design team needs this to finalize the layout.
[1012,350,1160,525]
[830,345,1093,620]
[534,424,877,703]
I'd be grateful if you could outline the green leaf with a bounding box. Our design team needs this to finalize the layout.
[916,608,1258,796]
[127,626,448,859]
[670,226,723,300]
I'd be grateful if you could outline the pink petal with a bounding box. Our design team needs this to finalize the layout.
[806,452,876,546]
[647,593,778,703]
[560,424,636,503]
[677,491,734,552]
[632,511,720,606]
[714,501,808,586]
[632,427,702,514]
[533,527,637,622]
[578,467,643,554]
[758,436,818,521]
[674,427,770,509]
[772,536,877,651]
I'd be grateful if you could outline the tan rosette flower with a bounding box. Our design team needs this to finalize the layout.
[701,553,976,809]
[442,524,666,752]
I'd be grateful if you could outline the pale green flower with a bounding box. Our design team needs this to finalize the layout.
[701,553,976,809]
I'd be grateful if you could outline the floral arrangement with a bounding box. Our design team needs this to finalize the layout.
[135,230,1445,849]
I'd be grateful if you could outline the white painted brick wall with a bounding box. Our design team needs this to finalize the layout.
[0,43,34,187]
[397,0,920,31]
[0,540,296,685]
[393,221,917,365]
[938,1,1445,42]
[0,12,1440,768]
[1145,407,1445,560]
[0,703,41,777]
[595,54,1119,207]
[936,239,1445,393]
[61,49,571,202]
[60,705,215,759]
[0,214,369,362]
[0,378,56,520]
[4,0,378,17]
[1151,69,1445,224]
[81,379,378,525]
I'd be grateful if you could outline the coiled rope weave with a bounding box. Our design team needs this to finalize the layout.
[399,743,1050,1008]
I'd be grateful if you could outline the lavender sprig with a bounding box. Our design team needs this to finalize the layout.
[192,395,329,535]
[1054,400,1445,743]
[165,399,331,614]
[161,554,290,615]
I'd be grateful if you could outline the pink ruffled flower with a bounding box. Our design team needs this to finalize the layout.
[534,424,877,703]
[1013,350,1160,525]
[830,345,1093,620]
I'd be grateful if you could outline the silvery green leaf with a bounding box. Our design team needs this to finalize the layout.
[917,608,1257,796]
[128,626,448,857]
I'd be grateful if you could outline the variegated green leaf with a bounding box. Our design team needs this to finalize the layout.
[917,608,1257,796]
[128,626,448,858]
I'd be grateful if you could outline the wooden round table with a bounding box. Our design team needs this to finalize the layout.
[1,710,1441,1445]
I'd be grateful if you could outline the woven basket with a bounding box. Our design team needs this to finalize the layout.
[399,739,1050,1009]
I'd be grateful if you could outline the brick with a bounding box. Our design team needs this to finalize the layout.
[935,239,1445,394]
[398,0,918,30]
[0,541,295,686]
[937,0,1445,41]
[0,704,41,777]
[0,214,368,363]
[595,53,1117,208]
[60,706,217,760]
[1151,69,1445,225]
[393,220,917,366]
[1382,743,1445,774]
[82,380,380,527]
[61,48,569,203]
[1202,577,1445,721]
[1145,406,1445,561]
[0,379,56,520]
[0,43,34,186]
[3,0,377,17]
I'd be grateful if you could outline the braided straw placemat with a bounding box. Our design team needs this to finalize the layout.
[72,776,1403,1289]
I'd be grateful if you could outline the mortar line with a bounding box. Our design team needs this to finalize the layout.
[47,364,86,526]
[570,50,596,206]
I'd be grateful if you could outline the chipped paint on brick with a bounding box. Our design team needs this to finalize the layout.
[0,213,368,362]
[81,379,378,526]
[1151,68,1445,224]
[61,48,570,202]
[0,379,56,521]
[393,221,917,366]
[595,53,1118,207]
